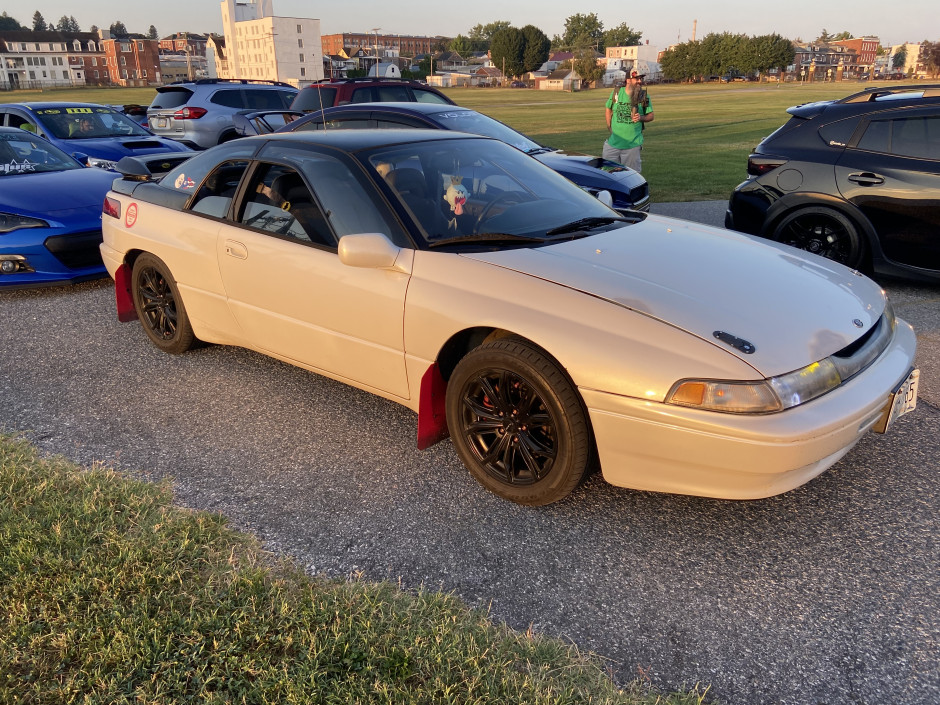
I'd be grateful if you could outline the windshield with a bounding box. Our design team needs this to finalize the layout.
[0,131,82,176]
[432,110,543,153]
[35,107,152,140]
[367,137,623,249]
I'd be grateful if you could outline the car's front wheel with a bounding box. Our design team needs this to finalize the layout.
[771,206,865,269]
[445,338,592,505]
[131,253,196,354]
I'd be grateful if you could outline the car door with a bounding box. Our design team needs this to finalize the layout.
[836,108,940,270]
[215,144,413,399]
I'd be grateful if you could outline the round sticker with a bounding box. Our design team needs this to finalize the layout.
[125,203,138,228]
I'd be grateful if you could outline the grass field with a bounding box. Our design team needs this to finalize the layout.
[1,81,902,202]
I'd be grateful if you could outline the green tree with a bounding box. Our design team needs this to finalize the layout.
[573,43,604,86]
[562,13,604,50]
[467,21,511,50]
[56,16,72,32]
[449,34,473,55]
[521,25,550,73]
[603,23,642,49]
[148,25,159,40]
[921,41,940,77]
[417,55,432,78]
[490,27,525,78]
[32,11,47,32]
[90,24,99,34]
[110,21,129,38]
[751,33,795,78]
[0,11,25,31]
[816,29,832,42]
[832,31,853,40]
[892,45,907,70]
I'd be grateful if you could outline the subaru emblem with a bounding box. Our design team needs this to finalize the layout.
[853,319,864,328]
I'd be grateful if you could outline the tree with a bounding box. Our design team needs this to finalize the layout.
[832,31,853,41]
[573,43,604,86]
[0,12,25,31]
[56,16,80,33]
[148,25,159,40]
[449,34,473,55]
[32,11,47,32]
[520,25,550,73]
[921,41,940,77]
[90,24,99,34]
[417,55,432,78]
[562,13,604,50]
[603,23,642,49]
[110,21,129,38]
[490,27,525,78]
[816,29,832,43]
[892,46,907,71]
[468,21,512,48]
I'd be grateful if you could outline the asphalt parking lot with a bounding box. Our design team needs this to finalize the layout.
[2,202,938,705]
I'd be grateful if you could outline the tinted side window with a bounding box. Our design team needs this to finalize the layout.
[161,142,257,194]
[374,86,411,102]
[818,117,860,148]
[349,88,375,104]
[210,90,245,108]
[189,160,251,218]
[374,117,430,129]
[238,163,335,246]
[244,89,285,110]
[856,117,940,159]
[856,120,890,154]
[278,90,299,108]
[291,87,337,111]
[412,89,450,104]
[150,88,193,109]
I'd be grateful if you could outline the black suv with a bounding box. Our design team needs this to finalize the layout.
[726,85,940,283]
[291,78,454,111]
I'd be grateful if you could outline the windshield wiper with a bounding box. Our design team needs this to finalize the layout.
[524,146,555,155]
[544,216,638,237]
[427,232,547,249]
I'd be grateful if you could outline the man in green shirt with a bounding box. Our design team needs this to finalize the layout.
[603,70,654,173]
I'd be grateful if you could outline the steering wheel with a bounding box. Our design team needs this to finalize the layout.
[474,191,528,231]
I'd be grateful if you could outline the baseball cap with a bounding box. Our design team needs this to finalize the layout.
[630,70,645,79]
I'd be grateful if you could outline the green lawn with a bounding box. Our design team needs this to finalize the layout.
[0,80,900,202]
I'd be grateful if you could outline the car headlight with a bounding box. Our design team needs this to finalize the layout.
[0,212,49,233]
[87,157,119,170]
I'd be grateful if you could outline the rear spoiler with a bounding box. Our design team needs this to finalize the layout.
[115,152,193,182]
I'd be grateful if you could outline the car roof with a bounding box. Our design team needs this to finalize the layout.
[316,102,467,117]
[6,102,115,110]
[249,128,488,151]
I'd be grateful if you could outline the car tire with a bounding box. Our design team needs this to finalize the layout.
[771,206,866,269]
[131,253,197,354]
[445,337,591,505]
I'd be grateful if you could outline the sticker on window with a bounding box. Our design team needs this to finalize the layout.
[65,107,94,114]
[1,159,35,174]
[174,173,195,189]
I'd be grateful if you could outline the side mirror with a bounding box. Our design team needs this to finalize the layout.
[72,152,89,166]
[338,233,402,269]
[596,190,613,207]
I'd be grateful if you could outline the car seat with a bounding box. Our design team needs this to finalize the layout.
[386,167,451,237]
[269,172,334,246]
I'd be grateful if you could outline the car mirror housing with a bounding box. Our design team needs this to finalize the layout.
[338,233,404,270]
[595,190,613,207]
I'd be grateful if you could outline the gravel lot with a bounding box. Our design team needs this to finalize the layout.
[2,203,938,705]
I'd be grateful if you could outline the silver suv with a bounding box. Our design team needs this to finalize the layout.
[147,79,298,149]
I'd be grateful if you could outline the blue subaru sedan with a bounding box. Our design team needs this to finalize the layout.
[0,126,117,287]
[0,102,192,170]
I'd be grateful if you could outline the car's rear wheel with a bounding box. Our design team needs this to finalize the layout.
[771,207,865,269]
[131,253,196,354]
[445,338,591,505]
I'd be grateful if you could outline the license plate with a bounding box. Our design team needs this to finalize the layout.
[156,118,167,128]
[873,368,919,433]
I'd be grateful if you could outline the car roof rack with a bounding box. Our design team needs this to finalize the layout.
[166,78,297,88]
[309,77,424,85]
[839,84,940,103]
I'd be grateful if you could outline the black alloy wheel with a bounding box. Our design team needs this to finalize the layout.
[771,206,865,269]
[131,253,196,354]
[446,338,591,505]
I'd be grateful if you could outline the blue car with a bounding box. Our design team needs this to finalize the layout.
[0,102,192,170]
[0,126,118,288]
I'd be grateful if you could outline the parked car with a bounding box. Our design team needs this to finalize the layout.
[0,126,117,287]
[270,103,650,212]
[0,102,193,170]
[509,81,528,88]
[146,79,299,149]
[726,85,940,283]
[100,130,917,505]
[291,78,454,111]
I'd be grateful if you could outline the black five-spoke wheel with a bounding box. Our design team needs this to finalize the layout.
[771,206,865,269]
[446,338,591,505]
[131,253,196,354]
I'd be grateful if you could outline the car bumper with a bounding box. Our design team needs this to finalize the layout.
[1,229,107,288]
[581,319,917,499]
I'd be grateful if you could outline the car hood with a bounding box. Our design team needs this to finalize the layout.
[63,136,192,160]
[534,149,646,191]
[0,168,116,217]
[462,215,886,377]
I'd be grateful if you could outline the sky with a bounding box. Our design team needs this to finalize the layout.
[7,1,936,50]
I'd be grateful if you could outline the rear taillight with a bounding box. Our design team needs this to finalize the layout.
[103,197,121,219]
[747,155,787,176]
[172,106,208,120]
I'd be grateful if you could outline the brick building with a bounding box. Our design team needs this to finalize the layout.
[159,32,208,57]
[321,32,443,57]
[101,34,162,86]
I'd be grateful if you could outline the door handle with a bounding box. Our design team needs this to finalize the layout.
[224,240,247,259]
[847,172,884,186]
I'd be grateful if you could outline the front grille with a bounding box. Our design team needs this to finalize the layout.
[44,230,104,270]
[830,312,892,383]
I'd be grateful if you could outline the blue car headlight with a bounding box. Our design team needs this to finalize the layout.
[0,212,49,233]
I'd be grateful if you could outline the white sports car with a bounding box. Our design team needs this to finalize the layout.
[100,131,919,505]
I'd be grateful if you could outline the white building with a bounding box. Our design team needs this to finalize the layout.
[1,32,82,90]
[217,0,323,86]
[603,43,661,85]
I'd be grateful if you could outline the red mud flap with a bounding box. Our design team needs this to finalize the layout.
[417,362,449,450]
[114,263,138,322]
